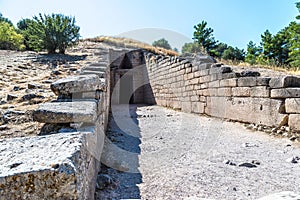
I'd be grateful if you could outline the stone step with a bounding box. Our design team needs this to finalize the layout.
[33,101,97,123]
[50,74,100,96]
[89,62,107,66]
[80,70,105,78]
[82,66,107,72]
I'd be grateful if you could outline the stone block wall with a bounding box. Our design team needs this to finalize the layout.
[144,53,300,131]
[1,51,111,199]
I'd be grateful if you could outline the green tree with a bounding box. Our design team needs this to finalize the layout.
[245,41,262,65]
[193,21,217,55]
[181,42,204,54]
[152,38,172,50]
[213,42,228,58]
[222,46,245,61]
[0,13,13,26]
[24,13,80,54]
[260,30,274,59]
[288,2,300,68]
[17,18,34,50]
[0,21,24,50]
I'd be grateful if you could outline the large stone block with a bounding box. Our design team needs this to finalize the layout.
[289,114,300,131]
[192,55,216,66]
[232,87,251,97]
[208,80,220,88]
[205,97,286,126]
[33,101,97,123]
[271,88,300,98]
[51,75,103,96]
[181,101,192,113]
[237,77,257,87]
[191,102,205,114]
[250,86,270,98]
[256,77,271,86]
[285,98,300,114]
[220,78,237,87]
[218,88,232,97]
[0,131,103,200]
[209,66,232,74]
[269,76,300,88]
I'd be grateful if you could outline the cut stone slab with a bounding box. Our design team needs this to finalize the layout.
[82,66,107,72]
[192,55,216,66]
[237,77,257,87]
[269,76,300,88]
[271,88,300,98]
[205,96,287,126]
[285,98,300,114]
[289,114,300,131]
[33,101,97,123]
[51,74,101,96]
[0,131,103,200]
[80,70,105,78]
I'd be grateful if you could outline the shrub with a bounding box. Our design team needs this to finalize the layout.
[152,38,172,50]
[0,21,24,50]
[24,13,80,54]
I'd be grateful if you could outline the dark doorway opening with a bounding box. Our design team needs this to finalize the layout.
[119,74,134,104]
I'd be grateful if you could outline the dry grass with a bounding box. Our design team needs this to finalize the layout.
[219,59,300,75]
[85,36,179,56]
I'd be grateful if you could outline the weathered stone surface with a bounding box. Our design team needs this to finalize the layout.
[220,78,237,87]
[237,77,257,87]
[192,55,216,66]
[191,102,205,114]
[33,101,97,123]
[21,93,44,101]
[82,65,107,72]
[80,70,106,78]
[208,80,220,88]
[256,77,271,86]
[289,114,300,131]
[209,66,232,74]
[205,97,287,126]
[240,70,260,77]
[181,101,192,113]
[0,131,103,200]
[286,98,300,113]
[232,87,251,97]
[51,74,101,96]
[6,94,18,101]
[250,86,270,98]
[196,63,212,71]
[269,76,300,88]
[271,88,300,98]
[28,83,41,89]
[218,88,232,97]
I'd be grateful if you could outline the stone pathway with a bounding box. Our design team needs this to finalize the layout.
[96,104,300,200]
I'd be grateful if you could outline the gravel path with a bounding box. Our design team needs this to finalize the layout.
[96,105,300,200]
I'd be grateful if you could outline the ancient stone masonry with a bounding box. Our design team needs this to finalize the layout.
[144,53,300,131]
[1,45,300,199]
[0,50,110,199]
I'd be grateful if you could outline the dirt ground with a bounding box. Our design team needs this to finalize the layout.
[96,105,300,200]
[0,41,108,139]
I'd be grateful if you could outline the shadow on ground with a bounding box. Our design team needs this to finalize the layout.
[96,104,143,199]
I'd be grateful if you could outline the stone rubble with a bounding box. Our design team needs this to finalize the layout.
[0,42,111,199]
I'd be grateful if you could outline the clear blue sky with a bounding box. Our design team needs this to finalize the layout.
[0,0,298,50]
